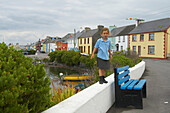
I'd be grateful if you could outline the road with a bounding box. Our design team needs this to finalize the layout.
[107,59,170,113]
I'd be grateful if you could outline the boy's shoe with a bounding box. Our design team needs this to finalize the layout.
[102,76,108,83]
[99,76,103,84]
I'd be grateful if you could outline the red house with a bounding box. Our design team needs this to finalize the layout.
[56,40,64,50]
[61,42,68,51]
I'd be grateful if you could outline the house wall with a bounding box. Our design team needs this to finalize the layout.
[167,27,170,57]
[43,44,46,52]
[108,37,116,52]
[129,32,165,58]
[57,41,64,50]
[41,43,43,51]
[61,43,68,51]
[115,35,129,51]
[49,43,57,52]
[78,37,92,54]
[46,43,48,52]
[67,38,78,50]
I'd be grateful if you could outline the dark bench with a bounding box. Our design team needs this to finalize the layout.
[114,65,146,109]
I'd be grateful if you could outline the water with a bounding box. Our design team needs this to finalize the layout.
[44,66,92,91]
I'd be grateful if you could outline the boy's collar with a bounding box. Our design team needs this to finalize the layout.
[101,37,108,42]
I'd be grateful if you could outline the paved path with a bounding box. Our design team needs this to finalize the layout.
[107,59,170,113]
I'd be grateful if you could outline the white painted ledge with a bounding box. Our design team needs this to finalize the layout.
[43,61,145,113]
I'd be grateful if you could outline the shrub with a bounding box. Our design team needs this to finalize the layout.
[43,58,49,63]
[50,82,79,106]
[61,51,80,66]
[0,42,51,113]
[48,51,66,63]
[111,54,136,68]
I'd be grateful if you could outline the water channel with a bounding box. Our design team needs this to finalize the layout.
[44,66,93,92]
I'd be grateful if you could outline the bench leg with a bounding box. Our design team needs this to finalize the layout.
[133,90,143,109]
[142,83,147,98]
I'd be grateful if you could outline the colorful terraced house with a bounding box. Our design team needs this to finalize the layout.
[78,25,104,54]
[129,18,170,59]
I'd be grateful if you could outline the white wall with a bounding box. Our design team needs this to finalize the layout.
[115,35,129,51]
[43,61,145,113]
[67,38,78,50]
[49,43,57,52]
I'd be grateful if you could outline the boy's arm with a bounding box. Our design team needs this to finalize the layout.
[91,48,97,59]
[108,49,112,60]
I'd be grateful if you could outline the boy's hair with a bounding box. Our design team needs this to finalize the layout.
[101,27,110,34]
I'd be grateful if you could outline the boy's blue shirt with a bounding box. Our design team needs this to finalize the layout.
[94,38,111,60]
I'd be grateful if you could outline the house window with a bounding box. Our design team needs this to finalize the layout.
[84,46,86,52]
[123,36,125,42]
[84,38,86,44]
[148,46,155,54]
[80,39,82,44]
[133,46,136,53]
[149,33,154,41]
[87,38,89,44]
[140,34,144,41]
[132,35,137,41]
[121,46,123,51]
[118,36,120,43]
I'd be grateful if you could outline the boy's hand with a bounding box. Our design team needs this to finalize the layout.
[110,55,112,61]
[91,54,94,59]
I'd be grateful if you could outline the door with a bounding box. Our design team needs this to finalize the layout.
[88,46,90,54]
[138,46,141,56]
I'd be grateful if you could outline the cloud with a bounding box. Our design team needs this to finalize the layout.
[0,0,169,45]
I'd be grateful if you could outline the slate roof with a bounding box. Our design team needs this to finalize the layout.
[78,29,98,38]
[117,24,135,36]
[129,18,170,34]
[109,24,135,37]
[62,33,74,39]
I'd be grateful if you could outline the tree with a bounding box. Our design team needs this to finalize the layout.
[0,42,51,113]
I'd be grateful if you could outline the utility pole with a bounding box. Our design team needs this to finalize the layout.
[74,29,76,49]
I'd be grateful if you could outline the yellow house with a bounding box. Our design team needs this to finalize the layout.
[129,18,170,59]
[78,25,104,54]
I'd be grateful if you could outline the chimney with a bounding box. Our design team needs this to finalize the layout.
[109,25,117,32]
[97,25,104,33]
[85,27,91,31]
[136,19,144,27]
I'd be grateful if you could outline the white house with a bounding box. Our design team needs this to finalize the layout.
[48,39,57,52]
[109,25,135,51]
[67,31,84,50]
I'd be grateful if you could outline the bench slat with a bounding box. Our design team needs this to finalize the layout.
[118,70,130,80]
[127,79,139,90]
[120,79,134,90]
[117,65,129,73]
[118,75,130,85]
[134,80,146,90]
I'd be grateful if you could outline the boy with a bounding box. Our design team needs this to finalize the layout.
[91,27,112,84]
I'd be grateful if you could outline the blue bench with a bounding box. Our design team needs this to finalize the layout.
[114,65,147,109]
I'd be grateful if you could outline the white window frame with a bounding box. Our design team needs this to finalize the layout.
[149,33,154,41]
[148,46,155,54]
[132,35,137,41]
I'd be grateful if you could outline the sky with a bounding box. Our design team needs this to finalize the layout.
[0,0,170,45]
